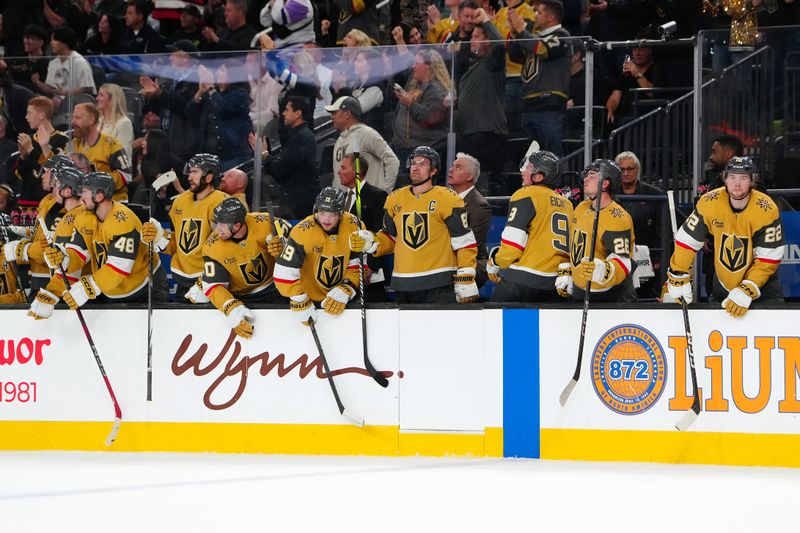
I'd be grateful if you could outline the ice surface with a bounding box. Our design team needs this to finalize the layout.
[0,451,797,532]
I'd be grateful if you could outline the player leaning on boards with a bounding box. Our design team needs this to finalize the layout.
[274,187,364,326]
[3,155,71,293]
[349,146,479,304]
[59,172,169,310]
[569,160,636,303]
[488,150,574,302]
[667,156,785,317]
[199,198,287,339]
[27,166,98,319]
[142,153,228,300]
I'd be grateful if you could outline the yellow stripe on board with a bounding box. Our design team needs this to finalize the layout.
[0,422,504,458]
[542,428,800,468]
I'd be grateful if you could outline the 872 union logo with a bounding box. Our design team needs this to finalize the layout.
[592,324,667,415]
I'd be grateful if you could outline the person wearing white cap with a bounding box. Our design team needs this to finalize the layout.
[326,96,399,194]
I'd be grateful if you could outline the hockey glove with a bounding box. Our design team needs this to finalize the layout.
[575,258,613,285]
[44,243,69,271]
[290,294,317,326]
[223,298,255,338]
[141,218,170,252]
[185,278,210,304]
[322,283,355,316]
[486,247,501,284]
[3,239,30,263]
[266,234,284,258]
[722,280,759,318]
[63,275,100,310]
[453,267,479,304]
[349,230,378,254]
[27,289,59,320]
[555,262,573,298]
[667,268,693,304]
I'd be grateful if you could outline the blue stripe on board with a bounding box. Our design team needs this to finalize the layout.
[502,308,540,458]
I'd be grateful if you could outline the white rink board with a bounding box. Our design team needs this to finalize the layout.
[540,308,800,434]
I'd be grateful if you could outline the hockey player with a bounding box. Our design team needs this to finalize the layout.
[26,166,98,319]
[569,159,636,303]
[349,146,479,304]
[199,198,285,339]
[2,154,72,293]
[142,153,228,300]
[60,172,168,310]
[488,151,574,302]
[274,187,364,326]
[667,156,785,317]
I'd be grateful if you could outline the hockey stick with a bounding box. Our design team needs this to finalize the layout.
[145,170,177,401]
[559,165,605,407]
[309,319,365,426]
[0,214,29,303]
[667,191,701,431]
[353,152,389,388]
[39,217,121,445]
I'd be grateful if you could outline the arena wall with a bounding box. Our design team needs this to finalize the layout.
[0,307,797,468]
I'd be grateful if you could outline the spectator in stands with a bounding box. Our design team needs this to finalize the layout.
[508,0,571,156]
[447,153,490,287]
[15,96,70,202]
[426,0,459,43]
[332,29,373,90]
[33,27,97,102]
[138,40,200,162]
[332,48,386,133]
[245,50,283,139]
[387,24,423,104]
[71,102,132,202]
[168,4,204,47]
[129,129,184,219]
[605,45,656,129]
[69,151,92,174]
[189,61,253,170]
[96,83,134,160]
[339,152,387,302]
[586,0,640,79]
[391,49,450,183]
[43,0,89,43]
[493,0,536,131]
[0,118,18,181]
[220,168,249,209]
[615,150,665,299]
[0,2,44,59]
[119,0,166,54]
[151,0,204,37]
[447,0,477,44]
[201,0,257,52]
[262,95,320,218]
[302,43,334,121]
[328,96,399,193]
[455,7,506,193]
[701,134,743,193]
[334,0,380,44]
[4,25,50,92]
[0,72,37,140]
[260,0,316,49]
[83,13,124,55]
[401,0,433,35]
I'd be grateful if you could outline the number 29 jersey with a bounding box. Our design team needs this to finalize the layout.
[494,184,574,290]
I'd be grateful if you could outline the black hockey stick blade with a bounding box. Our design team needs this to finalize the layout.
[559,379,577,407]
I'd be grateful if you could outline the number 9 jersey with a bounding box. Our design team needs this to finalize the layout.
[570,198,636,301]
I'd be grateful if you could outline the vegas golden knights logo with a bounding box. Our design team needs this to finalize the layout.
[520,56,540,83]
[179,218,202,254]
[402,212,429,250]
[571,230,587,266]
[238,253,269,285]
[0,272,8,294]
[316,255,345,289]
[719,233,750,272]
[94,242,108,269]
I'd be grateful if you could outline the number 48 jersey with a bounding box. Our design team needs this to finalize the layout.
[494,185,574,290]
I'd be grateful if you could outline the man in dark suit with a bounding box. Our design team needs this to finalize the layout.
[447,152,491,287]
[339,153,387,301]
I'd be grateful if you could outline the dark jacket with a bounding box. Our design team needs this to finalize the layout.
[463,186,491,287]
[149,69,200,161]
[188,84,252,163]
[265,122,320,218]
[348,180,387,275]
[118,25,166,55]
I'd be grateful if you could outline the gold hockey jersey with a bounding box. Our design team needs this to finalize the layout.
[27,194,65,282]
[73,133,132,202]
[0,257,25,304]
[671,187,785,296]
[274,213,363,302]
[201,213,280,309]
[90,202,158,299]
[44,204,98,296]
[570,198,635,293]
[495,184,573,290]
[374,186,477,292]
[165,189,228,286]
